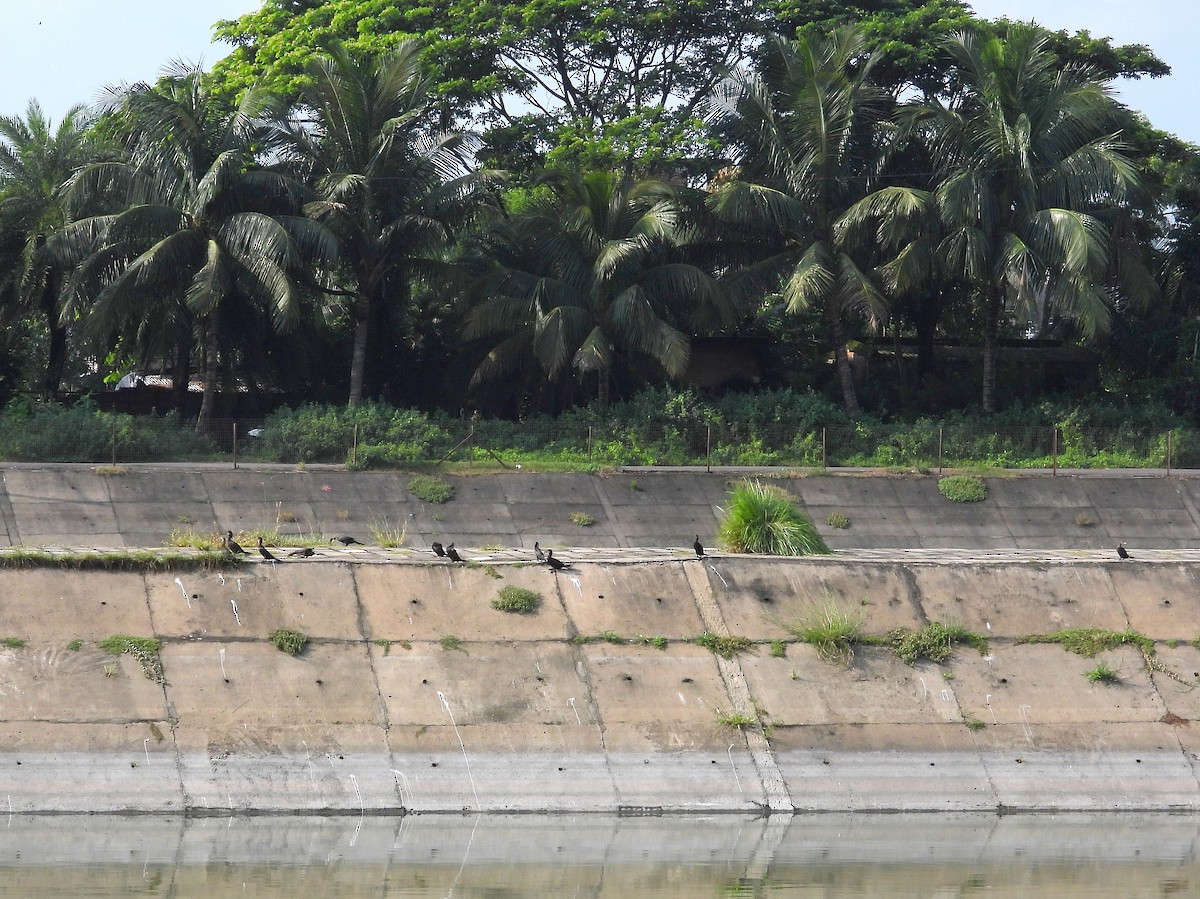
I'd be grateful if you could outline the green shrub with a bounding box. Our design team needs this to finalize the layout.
[407,475,455,504]
[491,586,542,614]
[439,635,464,652]
[938,475,988,502]
[696,632,754,659]
[824,512,851,529]
[788,605,864,666]
[1019,628,1154,658]
[98,635,164,683]
[1,637,26,649]
[1086,662,1120,684]
[889,622,987,665]
[269,628,308,656]
[718,480,828,555]
[572,631,625,645]
[569,511,596,527]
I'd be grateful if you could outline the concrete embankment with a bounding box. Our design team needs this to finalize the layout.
[2,547,1199,814]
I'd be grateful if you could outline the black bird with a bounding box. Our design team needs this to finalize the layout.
[332,535,363,546]
[224,531,246,555]
[534,541,545,562]
[257,536,278,562]
[693,535,705,558]
[546,549,565,571]
[446,543,463,563]
[431,541,446,557]
[1117,542,1130,560]
[288,547,315,558]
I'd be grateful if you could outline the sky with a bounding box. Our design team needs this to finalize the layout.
[0,0,1197,142]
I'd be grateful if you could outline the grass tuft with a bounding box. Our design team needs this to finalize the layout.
[439,635,464,652]
[1086,661,1121,684]
[937,475,988,502]
[368,516,408,547]
[572,631,625,645]
[824,511,851,529]
[1,636,26,649]
[889,622,988,665]
[0,548,236,572]
[491,585,542,614]
[718,480,828,555]
[1018,628,1154,658]
[98,635,164,683]
[269,628,308,656]
[787,604,864,666]
[696,632,754,659]
[569,511,597,527]
[407,475,454,504]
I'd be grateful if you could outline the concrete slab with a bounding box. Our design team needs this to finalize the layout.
[609,504,721,540]
[355,563,570,642]
[601,474,721,507]
[558,562,706,639]
[112,502,219,541]
[103,471,211,503]
[10,501,120,544]
[792,477,907,507]
[986,477,1092,508]
[498,472,603,505]
[408,502,516,536]
[997,505,1108,537]
[705,558,924,641]
[804,505,919,538]
[0,642,168,721]
[0,570,152,641]
[373,641,592,726]
[899,502,1013,537]
[1099,506,1200,539]
[4,469,112,503]
[1081,478,1189,510]
[908,563,1129,634]
[163,642,385,731]
[1148,646,1200,720]
[145,564,362,640]
[606,748,766,812]
[1111,564,1200,639]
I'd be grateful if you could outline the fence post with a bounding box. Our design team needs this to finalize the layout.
[351,423,358,469]
[937,427,943,474]
[111,417,117,467]
[587,425,593,461]
[706,425,712,473]
[468,424,475,469]
[232,422,238,470]
[821,427,827,469]
[1052,427,1058,477]
[1166,430,1173,477]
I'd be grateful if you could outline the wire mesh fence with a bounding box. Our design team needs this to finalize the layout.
[0,410,1191,472]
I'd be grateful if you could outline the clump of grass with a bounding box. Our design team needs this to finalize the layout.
[368,516,408,547]
[937,475,988,502]
[0,548,236,572]
[269,628,308,656]
[570,511,596,527]
[769,640,787,658]
[634,634,668,650]
[491,585,542,614]
[889,622,987,665]
[439,635,464,652]
[963,714,986,732]
[718,480,828,556]
[67,639,83,651]
[1,637,26,648]
[1074,512,1096,527]
[788,604,865,666]
[696,632,754,659]
[93,465,127,476]
[825,512,851,529]
[408,475,454,504]
[148,722,165,743]
[716,710,758,728]
[98,635,164,683]
[572,631,625,645]
[374,638,392,655]
[1086,662,1121,684]
[1019,628,1154,658]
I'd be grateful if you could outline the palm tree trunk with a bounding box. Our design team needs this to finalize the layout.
[172,336,190,413]
[196,316,219,432]
[345,297,367,405]
[40,278,66,398]
[597,366,611,407]
[828,313,861,418]
[981,290,1001,414]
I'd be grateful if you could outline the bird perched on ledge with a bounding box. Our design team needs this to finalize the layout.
[257,536,278,562]
[431,541,446,557]
[446,543,463,563]
[288,547,315,558]
[534,541,545,562]
[1117,542,1130,560]
[546,549,565,570]
[694,535,705,558]
[224,531,246,555]
[332,535,363,546]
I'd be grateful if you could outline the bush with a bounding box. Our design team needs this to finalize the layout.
[938,475,988,502]
[269,628,308,656]
[718,480,829,555]
[0,401,216,462]
[825,512,851,529]
[889,622,987,664]
[491,586,542,614]
[789,604,864,665]
[407,475,455,503]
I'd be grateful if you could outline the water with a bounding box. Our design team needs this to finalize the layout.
[1,812,1196,897]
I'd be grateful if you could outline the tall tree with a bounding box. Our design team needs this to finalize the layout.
[271,39,488,406]
[464,169,735,407]
[893,25,1152,412]
[706,27,894,416]
[56,63,332,427]
[0,101,101,397]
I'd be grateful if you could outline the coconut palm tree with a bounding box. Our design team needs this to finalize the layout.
[893,25,1150,412]
[0,101,101,397]
[56,62,332,428]
[705,27,895,417]
[463,168,735,407]
[272,39,487,407]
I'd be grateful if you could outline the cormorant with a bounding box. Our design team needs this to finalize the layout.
[257,536,278,562]
[332,535,363,546]
[693,535,705,558]
[1117,542,1130,560]
[288,547,315,558]
[431,541,446,557]
[224,531,246,555]
[534,542,545,562]
[446,543,463,563]
[546,550,565,571]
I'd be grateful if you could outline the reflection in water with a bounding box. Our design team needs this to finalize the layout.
[0,812,1197,897]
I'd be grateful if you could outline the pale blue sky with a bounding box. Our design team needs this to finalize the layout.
[0,1,1196,142]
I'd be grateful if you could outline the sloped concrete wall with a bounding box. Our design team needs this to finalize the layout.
[2,554,1198,814]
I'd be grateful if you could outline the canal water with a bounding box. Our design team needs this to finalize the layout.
[1,812,1196,897]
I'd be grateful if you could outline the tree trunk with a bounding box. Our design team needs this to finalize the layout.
[828,313,861,418]
[981,290,1001,414]
[913,290,943,387]
[40,277,66,399]
[172,335,190,413]
[597,365,611,407]
[348,301,370,408]
[196,315,219,433]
